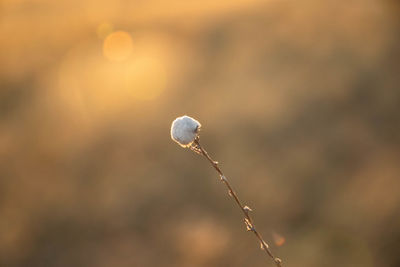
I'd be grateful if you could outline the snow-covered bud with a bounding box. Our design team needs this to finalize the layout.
[171,115,201,147]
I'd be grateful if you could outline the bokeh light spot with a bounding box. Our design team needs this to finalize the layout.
[272,232,286,247]
[103,31,133,61]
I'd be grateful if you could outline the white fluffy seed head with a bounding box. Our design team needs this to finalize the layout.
[171,115,201,147]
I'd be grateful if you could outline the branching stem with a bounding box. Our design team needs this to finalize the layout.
[192,138,282,267]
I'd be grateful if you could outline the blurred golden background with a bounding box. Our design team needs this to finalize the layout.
[1,0,400,266]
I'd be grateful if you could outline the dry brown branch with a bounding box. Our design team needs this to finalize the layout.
[190,137,282,267]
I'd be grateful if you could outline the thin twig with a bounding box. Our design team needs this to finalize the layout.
[192,138,282,267]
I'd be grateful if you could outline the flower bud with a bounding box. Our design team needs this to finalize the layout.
[171,115,201,147]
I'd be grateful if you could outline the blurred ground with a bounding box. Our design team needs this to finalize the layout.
[1,0,400,266]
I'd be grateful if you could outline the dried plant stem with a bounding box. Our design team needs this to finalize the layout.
[192,138,282,267]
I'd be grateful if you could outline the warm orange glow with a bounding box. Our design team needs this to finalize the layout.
[123,56,167,100]
[57,37,169,119]
[97,22,114,39]
[103,31,133,61]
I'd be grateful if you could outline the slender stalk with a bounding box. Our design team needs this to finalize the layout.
[192,138,282,267]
